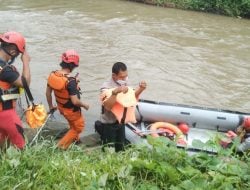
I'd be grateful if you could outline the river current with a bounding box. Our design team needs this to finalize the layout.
[1,0,250,134]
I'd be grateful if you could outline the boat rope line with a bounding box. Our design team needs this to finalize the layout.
[127,122,142,133]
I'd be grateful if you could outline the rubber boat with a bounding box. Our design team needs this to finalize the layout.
[124,99,250,153]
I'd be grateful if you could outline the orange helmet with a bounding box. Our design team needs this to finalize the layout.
[243,117,250,129]
[0,31,25,53]
[61,49,79,66]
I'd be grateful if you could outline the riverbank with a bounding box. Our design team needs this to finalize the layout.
[23,120,100,148]
[1,136,250,189]
[126,0,250,18]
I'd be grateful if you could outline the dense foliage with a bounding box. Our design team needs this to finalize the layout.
[129,0,250,18]
[1,137,250,189]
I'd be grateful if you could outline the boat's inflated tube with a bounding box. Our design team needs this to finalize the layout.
[136,100,250,131]
[150,122,187,145]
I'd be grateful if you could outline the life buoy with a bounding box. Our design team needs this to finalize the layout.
[150,122,187,145]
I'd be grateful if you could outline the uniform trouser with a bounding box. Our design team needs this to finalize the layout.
[101,123,125,152]
[58,109,84,149]
[0,109,25,149]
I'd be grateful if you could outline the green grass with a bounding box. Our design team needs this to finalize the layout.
[1,137,250,189]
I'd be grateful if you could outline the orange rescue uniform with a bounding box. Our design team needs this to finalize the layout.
[0,62,24,149]
[47,71,84,149]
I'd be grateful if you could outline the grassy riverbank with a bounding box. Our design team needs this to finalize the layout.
[127,0,250,18]
[1,137,250,189]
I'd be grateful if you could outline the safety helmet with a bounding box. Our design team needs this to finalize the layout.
[178,123,189,134]
[243,117,250,129]
[0,31,25,53]
[61,49,79,66]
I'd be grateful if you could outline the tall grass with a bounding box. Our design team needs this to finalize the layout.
[1,137,250,189]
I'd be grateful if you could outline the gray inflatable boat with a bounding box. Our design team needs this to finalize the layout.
[125,99,250,153]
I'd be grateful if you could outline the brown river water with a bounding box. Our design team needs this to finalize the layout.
[1,0,250,135]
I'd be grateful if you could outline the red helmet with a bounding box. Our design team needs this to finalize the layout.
[0,31,25,53]
[61,49,79,66]
[243,117,250,129]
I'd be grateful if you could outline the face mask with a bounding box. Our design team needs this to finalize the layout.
[116,77,128,86]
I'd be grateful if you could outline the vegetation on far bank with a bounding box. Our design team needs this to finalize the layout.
[1,136,250,189]
[127,0,250,18]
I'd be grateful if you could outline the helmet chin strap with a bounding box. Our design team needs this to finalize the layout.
[7,56,16,65]
[1,46,12,57]
[0,46,19,64]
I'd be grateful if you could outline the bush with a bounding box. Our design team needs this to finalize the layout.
[130,0,250,18]
[1,137,250,189]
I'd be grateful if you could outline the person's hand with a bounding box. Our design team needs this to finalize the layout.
[49,106,57,114]
[76,76,80,83]
[139,81,147,90]
[83,103,89,111]
[113,86,128,95]
[75,73,80,83]
[21,50,31,64]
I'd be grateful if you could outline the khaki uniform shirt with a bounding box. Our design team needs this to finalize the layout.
[99,78,120,124]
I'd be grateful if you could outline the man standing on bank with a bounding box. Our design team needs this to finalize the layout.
[46,49,89,149]
[0,31,31,149]
[98,62,146,152]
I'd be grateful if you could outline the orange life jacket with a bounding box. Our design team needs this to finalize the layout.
[0,64,20,111]
[104,87,137,124]
[47,71,80,110]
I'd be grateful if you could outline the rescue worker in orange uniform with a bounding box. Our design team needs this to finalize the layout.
[0,31,31,149]
[96,62,147,152]
[46,50,89,149]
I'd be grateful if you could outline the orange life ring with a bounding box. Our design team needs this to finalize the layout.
[150,122,187,145]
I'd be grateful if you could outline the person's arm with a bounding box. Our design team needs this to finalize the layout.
[46,85,54,110]
[21,50,31,85]
[12,50,31,87]
[135,81,147,98]
[102,90,118,111]
[103,86,128,111]
[67,79,89,110]
[70,95,89,110]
